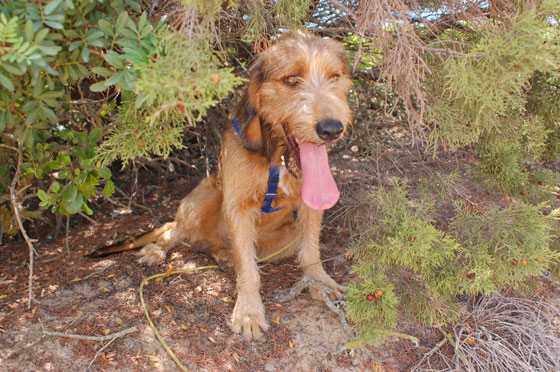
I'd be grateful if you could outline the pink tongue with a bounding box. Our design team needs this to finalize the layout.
[300,142,340,210]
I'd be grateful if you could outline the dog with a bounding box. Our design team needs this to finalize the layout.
[89,32,353,340]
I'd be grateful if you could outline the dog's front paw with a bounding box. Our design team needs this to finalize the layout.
[306,272,346,301]
[137,243,166,265]
[230,295,269,340]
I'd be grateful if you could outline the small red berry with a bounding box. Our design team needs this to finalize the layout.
[520,259,528,267]
[376,289,384,299]
[512,259,519,267]
[210,72,221,83]
[176,103,185,111]
[367,293,375,302]
[538,180,543,185]
[466,273,476,279]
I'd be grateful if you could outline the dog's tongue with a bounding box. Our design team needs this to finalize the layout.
[299,142,339,210]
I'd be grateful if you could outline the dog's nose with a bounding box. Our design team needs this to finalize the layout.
[316,119,344,141]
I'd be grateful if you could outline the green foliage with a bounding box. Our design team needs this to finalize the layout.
[242,0,313,40]
[0,0,243,226]
[276,0,313,27]
[27,127,113,216]
[347,177,560,346]
[347,179,465,343]
[98,92,188,164]
[428,0,560,148]
[96,26,244,164]
[345,276,398,345]
[426,0,560,194]
[476,115,549,195]
[451,200,559,294]
[0,0,143,222]
[342,35,383,72]
[418,171,460,204]
[526,73,560,162]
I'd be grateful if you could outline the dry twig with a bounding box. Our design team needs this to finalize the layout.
[83,262,115,280]
[87,337,118,370]
[2,326,138,341]
[65,215,70,254]
[3,142,38,309]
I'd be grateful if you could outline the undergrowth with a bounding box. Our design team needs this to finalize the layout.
[346,176,560,346]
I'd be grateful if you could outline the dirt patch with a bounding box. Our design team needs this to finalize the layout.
[0,171,399,372]
[2,149,558,372]
[0,235,376,371]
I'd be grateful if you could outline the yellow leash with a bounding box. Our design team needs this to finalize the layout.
[139,234,301,372]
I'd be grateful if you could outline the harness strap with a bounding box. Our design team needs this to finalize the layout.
[232,116,242,136]
[232,116,284,215]
[261,166,284,214]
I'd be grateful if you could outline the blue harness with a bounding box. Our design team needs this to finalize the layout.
[232,116,284,215]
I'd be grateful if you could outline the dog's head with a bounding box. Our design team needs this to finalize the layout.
[235,32,353,151]
[234,32,353,210]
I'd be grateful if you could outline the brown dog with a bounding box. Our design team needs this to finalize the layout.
[89,32,352,339]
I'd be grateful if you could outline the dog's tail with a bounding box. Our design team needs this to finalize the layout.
[86,222,176,258]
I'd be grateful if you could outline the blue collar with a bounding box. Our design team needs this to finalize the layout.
[232,116,284,215]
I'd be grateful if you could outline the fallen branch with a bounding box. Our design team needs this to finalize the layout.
[2,326,138,341]
[114,185,155,218]
[4,142,37,309]
[78,211,99,225]
[439,328,475,372]
[65,215,70,254]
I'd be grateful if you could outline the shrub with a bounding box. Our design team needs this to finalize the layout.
[426,0,560,194]
[346,177,560,345]
[0,0,242,236]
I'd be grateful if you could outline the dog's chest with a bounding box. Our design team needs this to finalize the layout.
[277,166,299,199]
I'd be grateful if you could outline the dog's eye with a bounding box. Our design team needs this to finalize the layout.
[330,74,340,80]
[283,75,299,87]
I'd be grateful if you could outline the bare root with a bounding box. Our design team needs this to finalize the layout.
[276,275,351,333]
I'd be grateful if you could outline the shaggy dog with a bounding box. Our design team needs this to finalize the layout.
[89,32,353,339]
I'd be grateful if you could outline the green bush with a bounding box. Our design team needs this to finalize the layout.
[347,179,465,345]
[0,0,242,235]
[346,177,560,345]
[426,0,560,194]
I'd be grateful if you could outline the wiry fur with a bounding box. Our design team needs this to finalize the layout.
[89,32,353,340]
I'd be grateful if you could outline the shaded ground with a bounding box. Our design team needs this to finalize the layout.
[0,178,371,371]
[1,141,559,371]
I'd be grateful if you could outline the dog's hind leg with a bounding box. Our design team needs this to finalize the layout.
[137,222,183,265]
[137,175,226,265]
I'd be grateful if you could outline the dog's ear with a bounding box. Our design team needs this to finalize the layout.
[247,57,265,109]
[234,57,266,152]
[239,109,263,152]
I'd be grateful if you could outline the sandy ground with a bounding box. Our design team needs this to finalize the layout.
[0,175,416,372]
